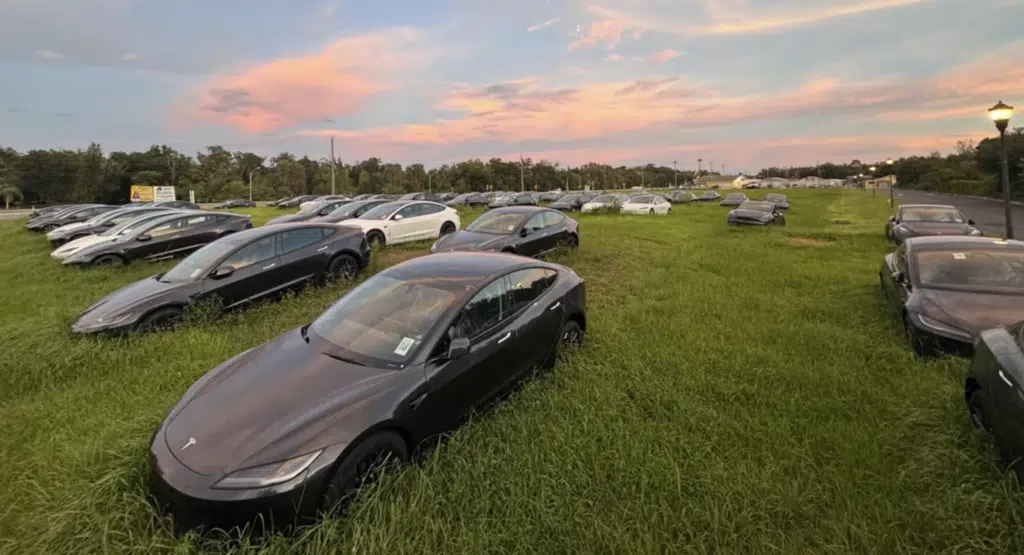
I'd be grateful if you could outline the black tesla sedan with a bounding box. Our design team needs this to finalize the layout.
[446,193,488,207]
[25,204,117,232]
[46,206,177,246]
[719,193,748,207]
[879,236,1024,357]
[726,201,786,226]
[763,194,789,210]
[71,223,369,335]
[964,322,1024,482]
[696,191,721,202]
[430,207,579,257]
[266,200,351,226]
[400,192,442,202]
[549,193,586,211]
[30,204,74,219]
[61,211,252,267]
[267,197,290,207]
[215,199,257,209]
[885,204,981,244]
[277,195,320,209]
[148,252,586,531]
[311,199,389,224]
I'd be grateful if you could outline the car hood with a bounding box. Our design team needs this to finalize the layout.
[162,329,399,475]
[898,222,974,236]
[433,230,509,252]
[75,276,187,326]
[52,234,115,257]
[918,288,1024,336]
[728,209,773,221]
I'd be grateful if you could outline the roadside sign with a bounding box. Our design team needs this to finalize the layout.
[188,190,195,204]
[129,185,154,203]
[153,186,176,202]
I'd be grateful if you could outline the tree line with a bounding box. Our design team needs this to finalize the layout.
[0,128,1021,207]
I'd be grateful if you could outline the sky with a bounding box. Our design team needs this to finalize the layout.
[1,0,1022,173]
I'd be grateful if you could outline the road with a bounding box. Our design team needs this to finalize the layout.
[892,188,1024,238]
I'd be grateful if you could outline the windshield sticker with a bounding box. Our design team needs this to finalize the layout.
[953,253,966,260]
[394,337,416,356]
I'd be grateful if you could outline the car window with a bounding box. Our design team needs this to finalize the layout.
[542,211,564,227]
[221,235,278,270]
[396,204,424,219]
[184,215,212,228]
[450,278,507,340]
[505,268,557,314]
[280,228,325,254]
[321,227,336,239]
[525,213,546,232]
[146,217,188,237]
[420,203,445,215]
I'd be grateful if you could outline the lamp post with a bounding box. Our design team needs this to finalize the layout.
[869,166,877,197]
[990,101,1015,239]
[886,158,895,206]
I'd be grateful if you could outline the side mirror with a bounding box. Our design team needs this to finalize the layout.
[212,266,235,279]
[892,271,905,284]
[520,227,530,237]
[103,221,116,227]
[888,216,895,222]
[968,219,976,225]
[894,218,901,224]
[136,234,152,242]
[393,214,404,221]
[446,337,471,360]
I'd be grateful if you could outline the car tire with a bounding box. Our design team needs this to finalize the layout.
[440,221,456,236]
[136,306,183,332]
[327,253,360,281]
[560,318,584,349]
[562,234,579,249]
[366,230,386,248]
[321,430,408,516]
[967,389,990,431]
[92,254,126,267]
[903,313,935,358]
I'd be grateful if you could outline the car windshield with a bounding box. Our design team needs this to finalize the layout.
[100,214,162,236]
[739,201,774,212]
[901,208,964,223]
[632,195,655,203]
[160,239,245,283]
[311,274,466,366]
[466,211,529,234]
[357,201,406,220]
[915,249,1024,293]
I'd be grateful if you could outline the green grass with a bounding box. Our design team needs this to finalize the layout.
[2,189,1023,554]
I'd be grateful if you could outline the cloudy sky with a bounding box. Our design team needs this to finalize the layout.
[1,0,1022,172]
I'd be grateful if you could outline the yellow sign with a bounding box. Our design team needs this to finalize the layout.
[130,185,154,203]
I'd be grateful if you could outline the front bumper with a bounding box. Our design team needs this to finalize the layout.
[908,318,974,358]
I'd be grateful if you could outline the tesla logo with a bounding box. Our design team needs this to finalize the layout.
[181,437,196,451]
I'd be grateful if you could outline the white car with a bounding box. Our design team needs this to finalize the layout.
[299,195,349,210]
[620,195,672,215]
[581,194,622,213]
[50,211,190,260]
[342,200,461,247]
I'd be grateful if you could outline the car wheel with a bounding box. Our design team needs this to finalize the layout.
[561,234,579,249]
[327,254,359,281]
[967,389,990,431]
[92,254,125,267]
[903,313,935,358]
[561,319,584,349]
[649,208,655,215]
[366,230,386,248]
[136,307,183,332]
[439,221,456,236]
[321,430,408,516]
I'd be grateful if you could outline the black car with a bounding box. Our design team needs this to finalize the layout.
[311,199,390,223]
[266,200,351,226]
[696,191,721,202]
[879,236,1024,357]
[154,201,201,210]
[719,193,748,207]
[71,223,370,335]
[352,194,374,200]
[46,206,177,246]
[726,201,786,226]
[25,204,117,232]
[668,191,696,204]
[549,193,587,211]
[539,191,563,202]
[215,199,257,209]
[400,192,442,202]
[446,193,488,207]
[147,252,586,531]
[438,192,458,202]
[763,194,789,210]
[278,195,320,209]
[267,197,290,207]
[61,211,253,267]
[30,204,74,219]
[431,207,579,257]
[487,194,515,209]
[964,321,1024,482]
[886,204,981,244]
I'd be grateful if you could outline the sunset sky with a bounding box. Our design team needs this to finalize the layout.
[1,0,1022,172]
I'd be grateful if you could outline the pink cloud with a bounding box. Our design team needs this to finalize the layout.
[640,49,682,64]
[569,19,636,51]
[184,27,423,133]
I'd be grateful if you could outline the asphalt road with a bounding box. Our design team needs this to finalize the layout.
[892,188,1024,238]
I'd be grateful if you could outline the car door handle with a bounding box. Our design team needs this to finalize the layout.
[999,370,1014,387]
[262,263,276,270]
[317,246,328,252]
[497,332,511,344]
[549,302,561,311]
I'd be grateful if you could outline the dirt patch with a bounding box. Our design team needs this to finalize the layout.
[788,237,831,247]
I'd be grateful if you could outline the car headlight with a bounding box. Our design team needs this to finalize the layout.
[212,450,323,489]
[917,314,971,339]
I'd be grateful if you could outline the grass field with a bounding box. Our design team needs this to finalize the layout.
[2,189,1023,554]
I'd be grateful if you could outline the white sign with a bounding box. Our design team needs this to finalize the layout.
[153,186,176,202]
[188,190,196,204]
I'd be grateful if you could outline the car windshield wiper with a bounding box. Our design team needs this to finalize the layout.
[323,352,366,366]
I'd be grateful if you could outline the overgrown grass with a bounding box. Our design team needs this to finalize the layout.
[2,189,1023,554]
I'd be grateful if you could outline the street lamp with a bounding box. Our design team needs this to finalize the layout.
[886,158,895,206]
[990,101,1015,239]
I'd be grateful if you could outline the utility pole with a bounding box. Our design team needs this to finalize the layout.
[330,137,336,195]
[641,166,645,187]
[428,171,432,193]
[248,171,253,201]
[710,161,714,173]
[673,160,678,188]
[519,154,525,192]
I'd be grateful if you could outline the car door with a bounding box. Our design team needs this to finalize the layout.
[417,277,519,428]
[199,234,281,309]
[165,215,220,257]
[387,203,424,244]
[274,227,332,286]
[131,216,189,261]
[992,329,1024,473]
[418,203,448,239]
[517,213,552,257]
[543,211,570,248]
[501,268,563,381]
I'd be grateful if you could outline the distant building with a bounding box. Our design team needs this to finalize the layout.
[761,177,792,188]
[865,175,897,189]
[696,174,748,189]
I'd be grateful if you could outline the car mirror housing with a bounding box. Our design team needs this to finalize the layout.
[447,337,471,359]
[103,221,116,227]
[212,266,235,279]
[393,214,404,221]
[137,233,152,242]
[520,227,530,237]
